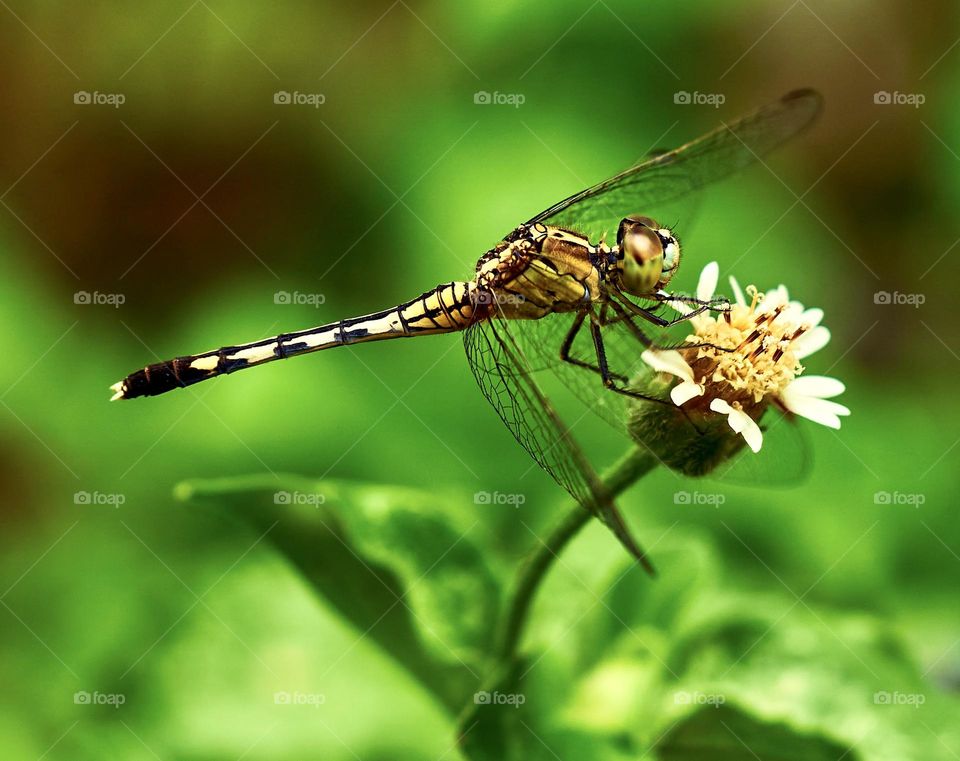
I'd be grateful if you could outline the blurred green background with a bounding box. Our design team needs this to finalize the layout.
[1,1,958,758]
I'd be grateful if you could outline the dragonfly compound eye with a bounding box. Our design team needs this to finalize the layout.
[617,220,664,297]
[616,215,658,243]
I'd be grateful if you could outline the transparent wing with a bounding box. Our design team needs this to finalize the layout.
[482,308,810,487]
[495,305,667,435]
[527,89,822,239]
[464,317,655,572]
[710,408,812,487]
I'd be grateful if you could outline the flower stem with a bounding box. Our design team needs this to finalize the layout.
[494,448,659,663]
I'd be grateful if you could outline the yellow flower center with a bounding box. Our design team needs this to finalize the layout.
[682,287,807,404]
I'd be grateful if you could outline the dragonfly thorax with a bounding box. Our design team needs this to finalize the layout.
[614,216,680,297]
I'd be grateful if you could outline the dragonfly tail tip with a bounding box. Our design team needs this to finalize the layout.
[109,381,127,401]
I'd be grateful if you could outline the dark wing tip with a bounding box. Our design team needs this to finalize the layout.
[781,88,825,121]
[602,505,658,576]
[782,87,822,100]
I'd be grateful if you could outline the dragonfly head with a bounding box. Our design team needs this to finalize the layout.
[615,216,681,296]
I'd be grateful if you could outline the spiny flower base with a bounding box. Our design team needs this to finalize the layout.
[627,393,760,477]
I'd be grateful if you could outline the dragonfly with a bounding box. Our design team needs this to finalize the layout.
[112,89,823,573]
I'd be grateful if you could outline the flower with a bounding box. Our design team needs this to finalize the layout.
[640,261,850,454]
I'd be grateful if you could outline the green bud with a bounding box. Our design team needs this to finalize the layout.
[626,371,764,477]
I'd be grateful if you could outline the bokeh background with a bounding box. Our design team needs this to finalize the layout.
[1,1,958,758]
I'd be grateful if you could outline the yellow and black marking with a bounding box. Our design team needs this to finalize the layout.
[114,224,625,400]
[111,282,479,399]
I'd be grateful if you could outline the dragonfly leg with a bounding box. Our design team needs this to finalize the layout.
[607,297,735,355]
[602,300,655,347]
[588,315,671,405]
[559,310,628,382]
[616,296,712,328]
[653,293,731,312]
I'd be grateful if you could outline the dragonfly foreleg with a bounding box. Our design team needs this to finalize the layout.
[605,299,735,355]
[613,291,718,328]
[559,310,628,382]
[587,314,670,405]
[652,293,731,312]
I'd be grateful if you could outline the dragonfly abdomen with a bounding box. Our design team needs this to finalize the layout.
[111,282,480,400]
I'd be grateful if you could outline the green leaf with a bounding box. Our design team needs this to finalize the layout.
[656,703,856,760]
[176,474,501,711]
[512,527,960,760]
[457,656,638,761]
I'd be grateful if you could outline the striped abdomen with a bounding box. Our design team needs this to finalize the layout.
[112,282,480,400]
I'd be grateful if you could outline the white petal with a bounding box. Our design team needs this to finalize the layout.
[800,307,824,329]
[697,261,719,302]
[670,380,704,406]
[734,411,764,453]
[709,399,762,452]
[757,288,780,312]
[641,349,694,383]
[780,300,805,325]
[710,398,733,415]
[780,393,851,429]
[784,375,845,399]
[792,326,831,359]
[728,275,746,307]
[761,285,788,312]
